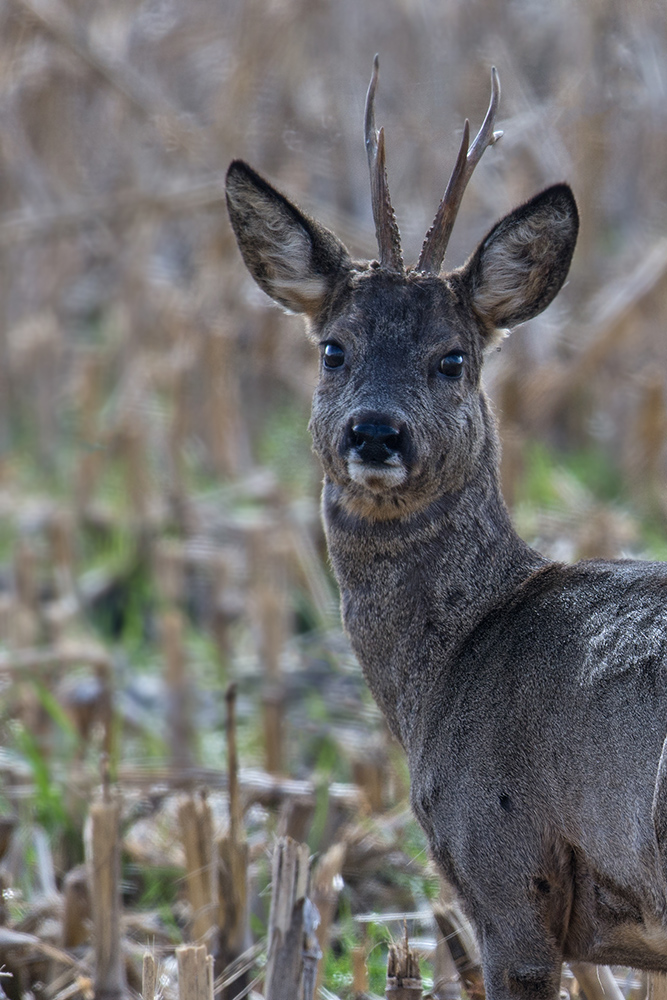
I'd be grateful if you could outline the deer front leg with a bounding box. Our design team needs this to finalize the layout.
[427,830,570,1000]
[479,917,563,1000]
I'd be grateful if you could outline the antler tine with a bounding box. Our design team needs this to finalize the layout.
[418,67,502,275]
[365,55,404,273]
[468,66,502,167]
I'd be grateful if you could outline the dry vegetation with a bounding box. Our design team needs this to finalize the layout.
[0,0,667,997]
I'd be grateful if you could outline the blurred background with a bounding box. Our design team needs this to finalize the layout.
[0,0,667,996]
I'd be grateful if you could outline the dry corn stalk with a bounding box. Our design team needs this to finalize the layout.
[649,974,667,1000]
[432,902,484,1000]
[85,773,126,1000]
[163,610,194,773]
[431,914,461,1000]
[264,836,316,1000]
[176,943,214,1000]
[386,923,422,999]
[312,842,346,996]
[352,945,369,998]
[570,964,625,1000]
[61,865,90,949]
[178,793,217,944]
[217,685,249,996]
[142,953,157,1000]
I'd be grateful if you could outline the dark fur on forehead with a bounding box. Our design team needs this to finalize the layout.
[315,266,484,362]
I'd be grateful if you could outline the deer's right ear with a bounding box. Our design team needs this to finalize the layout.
[460,184,579,339]
[226,160,352,317]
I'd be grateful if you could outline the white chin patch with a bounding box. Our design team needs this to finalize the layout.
[347,456,407,491]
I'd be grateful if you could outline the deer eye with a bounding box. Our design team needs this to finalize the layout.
[323,342,345,369]
[438,353,464,379]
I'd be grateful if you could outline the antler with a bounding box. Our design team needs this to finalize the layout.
[417,68,503,275]
[365,55,404,274]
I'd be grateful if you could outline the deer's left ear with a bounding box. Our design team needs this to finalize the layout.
[226,160,352,317]
[459,184,579,336]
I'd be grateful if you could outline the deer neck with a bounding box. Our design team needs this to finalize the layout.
[321,445,546,747]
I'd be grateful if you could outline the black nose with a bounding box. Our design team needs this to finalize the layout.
[352,423,400,447]
[349,419,402,463]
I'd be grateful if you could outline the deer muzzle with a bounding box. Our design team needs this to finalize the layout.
[344,414,410,489]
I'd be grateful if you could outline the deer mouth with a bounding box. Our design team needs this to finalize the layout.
[347,452,407,489]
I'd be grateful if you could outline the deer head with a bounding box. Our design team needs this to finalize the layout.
[226,60,578,523]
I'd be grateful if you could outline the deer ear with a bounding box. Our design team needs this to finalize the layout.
[226,160,352,316]
[461,184,579,336]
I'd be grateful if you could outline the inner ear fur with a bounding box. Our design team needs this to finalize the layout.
[226,160,352,316]
[460,184,579,334]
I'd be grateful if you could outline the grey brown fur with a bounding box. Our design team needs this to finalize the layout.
[226,68,667,1000]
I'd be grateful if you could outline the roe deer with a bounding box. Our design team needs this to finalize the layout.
[226,58,667,999]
